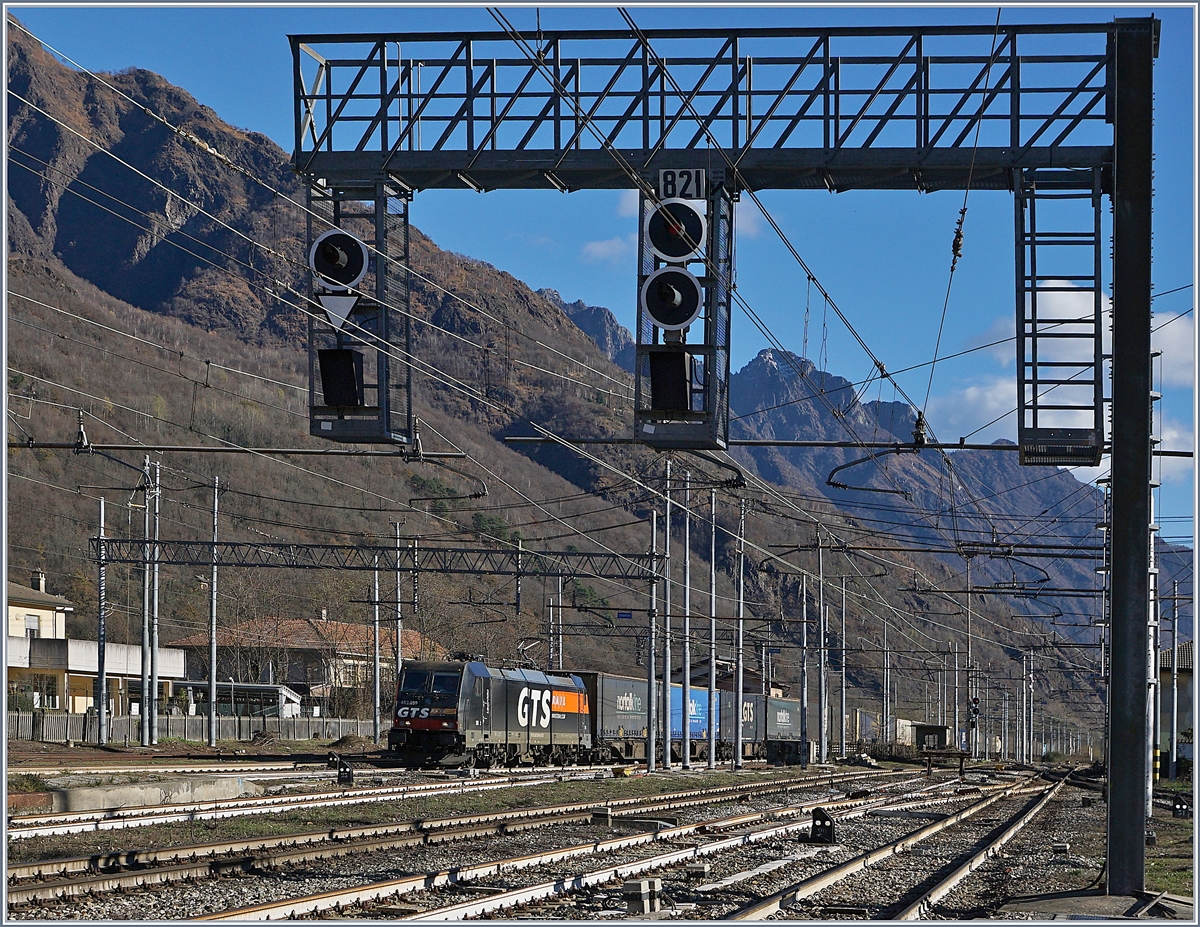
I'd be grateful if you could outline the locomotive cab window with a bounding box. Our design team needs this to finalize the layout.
[399,670,432,692]
[431,673,460,694]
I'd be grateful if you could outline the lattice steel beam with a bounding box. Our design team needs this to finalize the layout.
[289,24,1116,191]
[91,539,655,581]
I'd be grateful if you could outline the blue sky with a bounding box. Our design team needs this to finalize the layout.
[9,4,1195,538]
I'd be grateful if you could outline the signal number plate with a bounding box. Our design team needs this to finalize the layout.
[659,169,705,200]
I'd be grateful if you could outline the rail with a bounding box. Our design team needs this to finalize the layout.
[726,778,1045,919]
[894,776,1068,919]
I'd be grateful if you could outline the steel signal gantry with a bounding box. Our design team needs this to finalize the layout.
[289,19,1158,892]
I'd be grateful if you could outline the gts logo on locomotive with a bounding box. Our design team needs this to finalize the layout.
[517,687,553,728]
[396,706,432,719]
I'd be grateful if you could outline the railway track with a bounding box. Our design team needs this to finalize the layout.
[893,777,1068,920]
[727,779,1056,919]
[7,769,610,839]
[175,774,974,921]
[195,788,911,921]
[163,774,1036,921]
[7,769,914,913]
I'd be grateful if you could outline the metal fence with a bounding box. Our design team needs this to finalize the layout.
[6,711,377,745]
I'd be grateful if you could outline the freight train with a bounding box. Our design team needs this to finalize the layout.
[386,659,808,768]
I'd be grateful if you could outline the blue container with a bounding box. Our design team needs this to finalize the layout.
[669,685,719,740]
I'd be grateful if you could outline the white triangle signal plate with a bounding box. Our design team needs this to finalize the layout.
[318,294,359,331]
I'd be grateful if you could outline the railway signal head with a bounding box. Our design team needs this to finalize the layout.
[644,197,706,263]
[640,266,703,331]
[309,229,369,292]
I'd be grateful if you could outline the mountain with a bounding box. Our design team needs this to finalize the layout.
[537,288,636,373]
[9,18,1182,733]
[6,22,306,342]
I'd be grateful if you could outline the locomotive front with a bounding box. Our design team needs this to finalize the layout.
[387,661,471,765]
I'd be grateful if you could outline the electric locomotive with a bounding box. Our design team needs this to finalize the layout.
[387,659,593,767]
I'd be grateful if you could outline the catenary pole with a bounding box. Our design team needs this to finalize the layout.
[840,575,847,758]
[953,642,959,751]
[818,534,827,762]
[1107,18,1155,896]
[150,461,161,745]
[1144,486,1160,810]
[373,556,381,743]
[1170,580,1179,780]
[800,574,809,767]
[1147,497,1160,811]
[1003,688,1009,760]
[140,456,151,745]
[663,460,672,770]
[967,556,976,759]
[940,653,947,727]
[708,489,717,769]
[411,539,419,657]
[97,497,108,746]
[984,672,990,760]
[647,513,658,773]
[1022,654,1028,763]
[208,477,218,748]
[882,619,889,746]
[395,522,403,688]
[682,471,692,769]
[735,497,745,770]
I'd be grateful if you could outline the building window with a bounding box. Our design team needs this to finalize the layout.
[25,615,39,639]
[28,674,58,709]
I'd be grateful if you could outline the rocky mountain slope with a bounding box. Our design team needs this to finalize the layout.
[538,288,636,373]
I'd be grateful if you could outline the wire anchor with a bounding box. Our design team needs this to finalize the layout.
[950,207,967,270]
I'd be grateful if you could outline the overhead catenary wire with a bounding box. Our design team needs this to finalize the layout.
[599,9,1011,548]
[14,280,736,609]
[17,14,1159,527]
[17,365,1084,698]
[11,146,1089,614]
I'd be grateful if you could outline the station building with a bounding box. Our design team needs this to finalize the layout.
[6,571,187,715]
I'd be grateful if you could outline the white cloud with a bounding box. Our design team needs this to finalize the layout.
[924,375,1016,443]
[1043,412,1193,488]
[1152,312,1195,388]
[927,292,1193,489]
[617,189,640,218]
[1027,284,1195,393]
[735,199,765,239]
[581,234,635,263]
[964,314,1015,367]
[1022,282,1112,364]
[1156,412,1194,485]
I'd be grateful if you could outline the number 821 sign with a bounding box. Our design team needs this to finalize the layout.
[658,169,705,200]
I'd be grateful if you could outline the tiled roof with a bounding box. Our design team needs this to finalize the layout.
[172,617,429,658]
[1159,638,1193,672]
[6,582,73,610]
